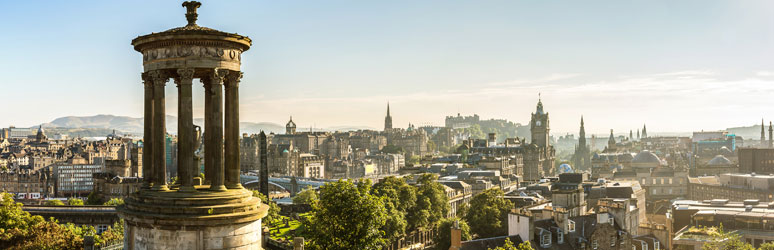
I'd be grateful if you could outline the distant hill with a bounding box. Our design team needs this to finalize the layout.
[37,114,370,136]
[726,124,764,140]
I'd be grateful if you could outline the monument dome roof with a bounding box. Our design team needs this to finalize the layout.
[131,1,251,53]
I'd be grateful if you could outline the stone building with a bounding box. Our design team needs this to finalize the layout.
[240,133,261,172]
[687,173,774,202]
[738,147,774,175]
[591,153,634,179]
[438,180,472,218]
[693,154,738,176]
[298,153,325,178]
[93,173,141,201]
[672,199,774,249]
[0,169,50,199]
[525,97,556,180]
[267,143,298,176]
[54,163,103,197]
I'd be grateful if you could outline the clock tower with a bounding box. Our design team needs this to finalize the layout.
[530,96,550,148]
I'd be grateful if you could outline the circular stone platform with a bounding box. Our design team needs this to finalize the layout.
[118,186,268,250]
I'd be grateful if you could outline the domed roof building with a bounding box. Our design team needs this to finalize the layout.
[631,150,662,169]
[707,155,732,166]
[695,154,739,176]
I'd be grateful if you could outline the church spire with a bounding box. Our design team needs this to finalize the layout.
[762,119,766,145]
[578,116,586,149]
[769,121,773,148]
[384,102,393,131]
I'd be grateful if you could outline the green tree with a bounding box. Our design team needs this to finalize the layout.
[488,238,534,250]
[85,192,104,205]
[0,192,45,239]
[465,188,513,238]
[303,179,387,250]
[102,198,124,206]
[408,155,421,166]
[251,190,280,225]
[44,200,65,206]
[66,198,84,206]
[407,174,450,231]
[700,225,754,250]
[94,220,124,247]
[0,193,83,249]
[456,202,469,218]
[427,141,437,153]
[759,242,774,250]
[382,145,404,154]
[292,187,318,205]
[372,176,415,242]
[433,218,471,250]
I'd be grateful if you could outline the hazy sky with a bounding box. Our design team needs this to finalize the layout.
[1,0,773,135]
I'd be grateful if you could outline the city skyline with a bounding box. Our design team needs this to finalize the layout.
[1,0,773,134]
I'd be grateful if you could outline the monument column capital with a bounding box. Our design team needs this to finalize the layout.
[175,68,196,86]
[225,70,243,89]
[148,70,169,87]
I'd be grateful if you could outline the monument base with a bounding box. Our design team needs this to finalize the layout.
[118,187,268,250]
[124,219,262,250]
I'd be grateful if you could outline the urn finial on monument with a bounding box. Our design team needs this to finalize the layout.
[182,1,202,26]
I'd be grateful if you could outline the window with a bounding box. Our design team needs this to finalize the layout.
[592,239,598,249]
[608,218,614,225]
[557,229,564,244]
[655,241,660,250]
[541,232,551,247]
[642,241,648,250]
[610,235,616,246]
[568,220,576,232]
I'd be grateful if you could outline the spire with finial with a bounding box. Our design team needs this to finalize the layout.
[384,102,393,131]
[182,1,202,27]
[535,93,544,115]
[769,121,773,148]
[762,119,766,143]
[578,116,586,150]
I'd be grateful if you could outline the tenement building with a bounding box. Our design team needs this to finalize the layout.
[117,2,267,249]
[687,173,774,202]
[738,147,774,174]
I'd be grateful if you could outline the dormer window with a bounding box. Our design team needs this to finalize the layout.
[541,232,552,247]
[610,235,616,246]
[557,229,564,244]
[568,220,576,232]
[608,218,614,225]
[592,239,598,249]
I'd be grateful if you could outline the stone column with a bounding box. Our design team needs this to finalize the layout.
[141,73,154,189]
[176,68,196,192]
[208,69,227,191]
[150,70,169,191]
[202,78,213,185]
[224,71,243,189]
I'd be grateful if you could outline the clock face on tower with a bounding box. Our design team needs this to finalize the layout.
[536,121,542,127]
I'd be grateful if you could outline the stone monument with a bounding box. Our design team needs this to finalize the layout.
[117,2,267,249]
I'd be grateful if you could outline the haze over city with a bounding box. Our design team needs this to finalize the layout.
[2,0,773,134]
